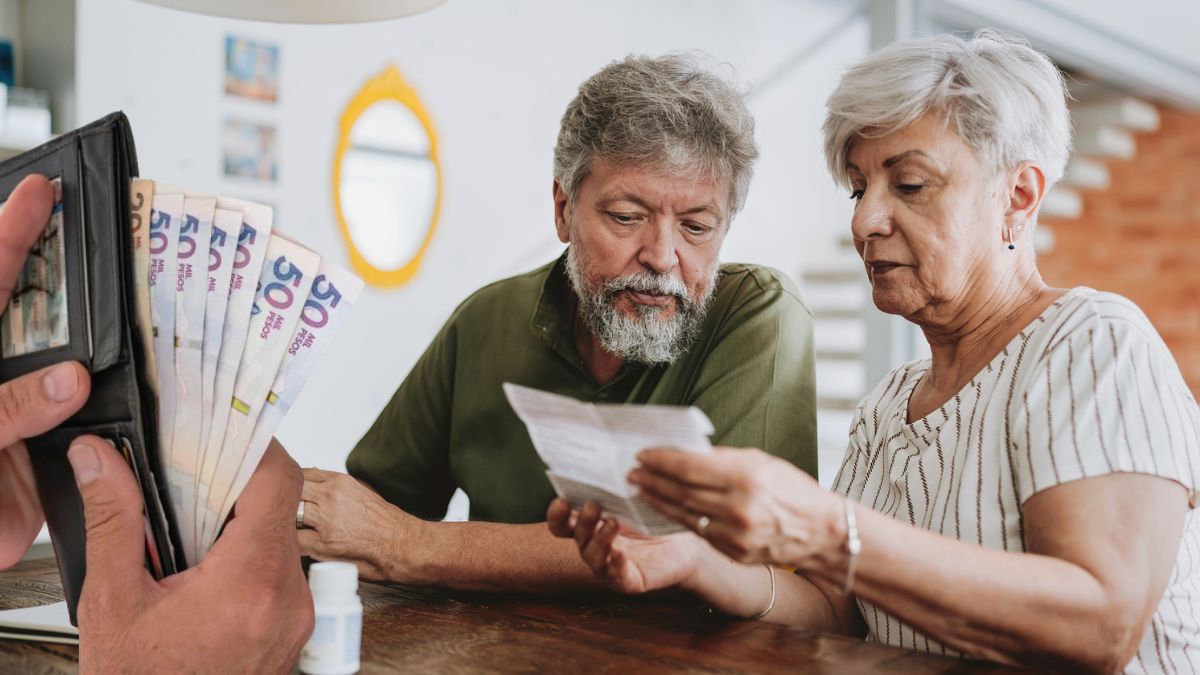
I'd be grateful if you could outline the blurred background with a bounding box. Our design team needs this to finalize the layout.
[0,1,1196,535]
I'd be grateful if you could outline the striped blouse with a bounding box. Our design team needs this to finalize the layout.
[832,287,1200,673]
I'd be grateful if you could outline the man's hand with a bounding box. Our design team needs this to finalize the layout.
[546,498,704,594]
[72,436,313,674]
[298,468,423,581]
[0,175,93,569]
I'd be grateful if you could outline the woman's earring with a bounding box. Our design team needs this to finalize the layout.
[1007,224,1016,251]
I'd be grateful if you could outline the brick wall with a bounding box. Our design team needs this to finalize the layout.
[1039,106,1200,395]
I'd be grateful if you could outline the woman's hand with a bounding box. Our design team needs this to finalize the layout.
[630,447,846,571]
[546,498,704,594]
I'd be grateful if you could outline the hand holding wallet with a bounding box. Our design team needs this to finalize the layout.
[0,112,363,623]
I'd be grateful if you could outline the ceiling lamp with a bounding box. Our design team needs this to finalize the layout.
[130,0,446,24]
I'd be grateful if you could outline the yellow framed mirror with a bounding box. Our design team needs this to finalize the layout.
[332,65,443,288]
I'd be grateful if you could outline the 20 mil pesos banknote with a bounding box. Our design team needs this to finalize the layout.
[204,261,364,555]
[199,234,321,548]
[129,179,158,389]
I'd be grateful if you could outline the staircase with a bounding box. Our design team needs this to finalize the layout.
[1039,94,1161,250]
[801,246,870,487]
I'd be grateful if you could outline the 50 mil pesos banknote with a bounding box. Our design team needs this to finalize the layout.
[200,234,321,550]
[209,261,364,553]
[194,198,273,555]
[167,195,215,566]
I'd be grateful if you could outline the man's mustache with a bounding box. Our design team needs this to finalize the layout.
[600,273,690,306]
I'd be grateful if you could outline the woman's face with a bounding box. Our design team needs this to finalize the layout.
[845,114,1009,322]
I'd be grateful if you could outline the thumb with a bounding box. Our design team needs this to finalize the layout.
[68,435,150,598]
[0,362,91,448]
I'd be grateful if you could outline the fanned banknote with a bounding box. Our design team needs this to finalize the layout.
[212,262,364,550]
[148,190,183,460]
[194,207,239,554]
[122,178,360,568]
[195,197,273,549]
[167,195,215,565]
[200,234,321,549]
[129,179,157,388]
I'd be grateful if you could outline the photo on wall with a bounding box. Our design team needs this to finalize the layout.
[222,118,278,183]
[224,35,280,102]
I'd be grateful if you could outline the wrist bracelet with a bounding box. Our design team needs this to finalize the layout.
[749,564,776,620]
[841,499,861,596]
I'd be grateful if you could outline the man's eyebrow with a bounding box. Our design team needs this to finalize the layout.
[599,192,651,210]
[601,192,721,217]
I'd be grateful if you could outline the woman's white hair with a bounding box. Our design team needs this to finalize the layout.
[823,29,1072,188]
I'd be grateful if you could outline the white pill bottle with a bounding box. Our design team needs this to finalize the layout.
[300,562,363,675]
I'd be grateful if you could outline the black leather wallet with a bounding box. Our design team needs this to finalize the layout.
[0,112,184,624]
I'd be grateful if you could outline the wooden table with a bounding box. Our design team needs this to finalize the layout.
[0,558,1024,673]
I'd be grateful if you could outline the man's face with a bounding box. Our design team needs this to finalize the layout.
[554,158,730,364]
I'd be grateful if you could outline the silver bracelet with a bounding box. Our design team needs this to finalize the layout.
[749,564,777,620]
[841,499,862,596]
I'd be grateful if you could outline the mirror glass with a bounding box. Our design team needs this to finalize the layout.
[339,100,437,272]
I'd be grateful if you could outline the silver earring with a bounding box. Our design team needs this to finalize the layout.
[1007,224,1016,251]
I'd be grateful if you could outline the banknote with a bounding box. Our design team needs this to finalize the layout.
[1,178,68,359]
[129,179,158,389]
[196,207,240,543]
[148,190,184,461]
[195,197,273,545]
[168,195,215,565]
[209,262,364,553]
[199,234,321,550]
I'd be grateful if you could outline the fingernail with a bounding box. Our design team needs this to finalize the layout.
[43,363,79,402]
[68,441,101,486]
[627,470,642,484]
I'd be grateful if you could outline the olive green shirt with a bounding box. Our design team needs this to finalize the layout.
[347,256,817,523]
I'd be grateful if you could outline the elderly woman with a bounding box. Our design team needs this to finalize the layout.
[548,30,1200,674]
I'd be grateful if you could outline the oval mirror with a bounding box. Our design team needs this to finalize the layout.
[333,65,442,287]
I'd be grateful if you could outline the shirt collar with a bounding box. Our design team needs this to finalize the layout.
[530,252,575,355]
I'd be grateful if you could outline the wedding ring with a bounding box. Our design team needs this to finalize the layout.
[696,515,710,537]
[296,501,306,529]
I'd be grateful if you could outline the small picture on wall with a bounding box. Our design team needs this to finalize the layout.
[222,118,278,182]
[224,35,279,102]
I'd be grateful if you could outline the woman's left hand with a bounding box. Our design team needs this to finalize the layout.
[630,447,845,570]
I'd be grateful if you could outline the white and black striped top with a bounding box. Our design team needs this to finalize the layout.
[832,287,1200,674]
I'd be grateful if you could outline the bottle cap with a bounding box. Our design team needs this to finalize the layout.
[308,561,359,595]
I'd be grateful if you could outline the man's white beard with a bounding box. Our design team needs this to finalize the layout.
[564,245,717,365]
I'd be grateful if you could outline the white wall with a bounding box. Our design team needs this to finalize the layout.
[932,0,1200,108]
[76,0,868,471]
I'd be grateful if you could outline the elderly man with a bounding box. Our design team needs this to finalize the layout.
[298,53,817,592]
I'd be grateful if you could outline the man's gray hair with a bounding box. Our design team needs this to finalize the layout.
[554,52,758,217]
[823,30,1072,188]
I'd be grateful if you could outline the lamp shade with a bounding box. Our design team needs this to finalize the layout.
[130,0,446,24]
